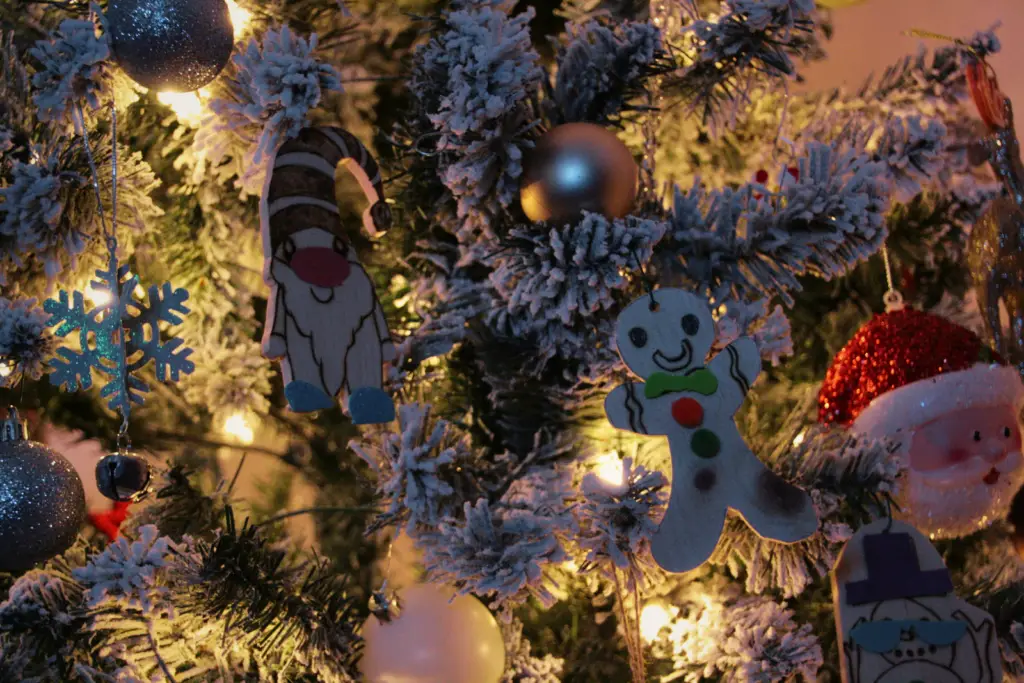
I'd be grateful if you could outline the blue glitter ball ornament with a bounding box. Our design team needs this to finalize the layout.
[107,0,235,92]
[0,408,86,572]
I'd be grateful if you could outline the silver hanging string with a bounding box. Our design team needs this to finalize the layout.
[881,245,904,312]
[71,102,111,239]
[73,101,133,446]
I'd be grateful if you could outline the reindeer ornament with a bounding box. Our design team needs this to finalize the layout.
[260,127,396,423]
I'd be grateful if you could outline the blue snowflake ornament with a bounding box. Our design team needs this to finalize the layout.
[44,252,194,419]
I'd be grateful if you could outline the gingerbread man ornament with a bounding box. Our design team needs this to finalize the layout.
[604,289,818,573]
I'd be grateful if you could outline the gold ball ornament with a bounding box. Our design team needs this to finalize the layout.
[360,584,506,683]
[520,123,638,224]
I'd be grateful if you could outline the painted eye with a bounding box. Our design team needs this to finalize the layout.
[628,327,648,348]
[1005,426,1013,438]
[681,314,701,336]
[973,430,982,442]
[282,237,296,260]
[332,236,347,254]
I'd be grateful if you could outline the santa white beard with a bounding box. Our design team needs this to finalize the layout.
[901,448,1024,538]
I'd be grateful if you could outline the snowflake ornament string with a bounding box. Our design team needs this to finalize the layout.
[44,103,194,503]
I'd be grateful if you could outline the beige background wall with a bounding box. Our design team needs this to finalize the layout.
[799,0,1023,106]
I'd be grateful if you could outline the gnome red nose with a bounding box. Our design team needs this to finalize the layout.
[288,247,351,288]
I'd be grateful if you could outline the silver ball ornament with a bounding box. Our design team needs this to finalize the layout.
[0,409,86,572]
[520,122,639,224]
[96,452,151,503]
[107,0,235,92]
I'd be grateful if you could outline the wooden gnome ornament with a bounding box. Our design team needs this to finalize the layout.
[604,288,818,573]
[833,517,1003,683]
[260,127,396,423]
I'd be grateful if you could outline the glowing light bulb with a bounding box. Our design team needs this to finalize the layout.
[0,362,11,378]
[85,284,112,306]
[592,452,624,488]
[792,429,807,447]
[639,603,672,642]
[225,0,252,38]
[223,412,255,445]
[157,91,205,127]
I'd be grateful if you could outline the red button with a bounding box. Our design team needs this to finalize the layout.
[672,397,704,428]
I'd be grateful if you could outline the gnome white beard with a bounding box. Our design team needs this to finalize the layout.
[270,249,375,400]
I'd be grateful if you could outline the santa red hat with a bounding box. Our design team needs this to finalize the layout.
[818,308,1024,437]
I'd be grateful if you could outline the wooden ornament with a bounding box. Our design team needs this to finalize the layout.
[604,289,818,573]
[259,127,396,423]
[832,519,1003,683]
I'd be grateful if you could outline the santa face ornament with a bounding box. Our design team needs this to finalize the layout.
[260,127,396,423]
[833,519,1003,683]
[819,308,1024,538]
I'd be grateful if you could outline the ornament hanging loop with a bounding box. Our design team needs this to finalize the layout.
[881,245,904,312]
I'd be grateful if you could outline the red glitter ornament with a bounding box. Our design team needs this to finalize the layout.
[818,308,998,426]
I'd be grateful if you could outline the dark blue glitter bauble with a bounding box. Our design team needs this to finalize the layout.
[107,0,234,92]
[0,411,86,572]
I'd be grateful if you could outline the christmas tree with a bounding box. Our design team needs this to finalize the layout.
[0,0,1022,681]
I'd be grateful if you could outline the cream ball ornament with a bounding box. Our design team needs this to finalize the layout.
[360,583,506,683]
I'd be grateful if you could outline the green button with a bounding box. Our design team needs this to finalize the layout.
[691,429,720,459]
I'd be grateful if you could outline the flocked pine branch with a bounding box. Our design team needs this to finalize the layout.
[574,457,667,591]
[29,16,139,125]
[200,25,342,194]
[502,618,565,683]
[552,19,665,125]
[350,402,482,533]
[663,139,890,307]
[652,583,823,683]
[488,212,666,372]
[0,149,86,282]
[407,0,542,241]
[667,0,819,125]
[0,297,55,383]
[417,497,568,613]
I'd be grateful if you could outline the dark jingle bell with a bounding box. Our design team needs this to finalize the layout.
[96,452,152,503]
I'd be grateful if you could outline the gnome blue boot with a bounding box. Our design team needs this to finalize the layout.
[348,386,396,424]
[284,380,335,413]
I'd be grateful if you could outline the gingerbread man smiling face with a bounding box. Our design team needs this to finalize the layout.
[614,289,716,379]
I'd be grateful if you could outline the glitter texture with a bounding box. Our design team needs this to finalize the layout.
[818,308,994,426]
[0,438,86,572]
[107,0,234,92]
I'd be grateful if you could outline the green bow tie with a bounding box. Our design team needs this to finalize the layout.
[644,369,718,399]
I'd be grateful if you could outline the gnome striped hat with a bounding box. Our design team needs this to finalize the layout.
[262,127,391,253]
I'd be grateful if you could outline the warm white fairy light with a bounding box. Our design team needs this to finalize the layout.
[223,412,255,445]
[225,0,252,38]
[592,452,625,488]
[85,283,112,306]
[792,429,807,447]
[0,362,11,378]
[157,91,205,127]
[639,602,673,642]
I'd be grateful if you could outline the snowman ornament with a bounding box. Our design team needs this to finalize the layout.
[605,289,819,573]
[833,519,1003,683]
